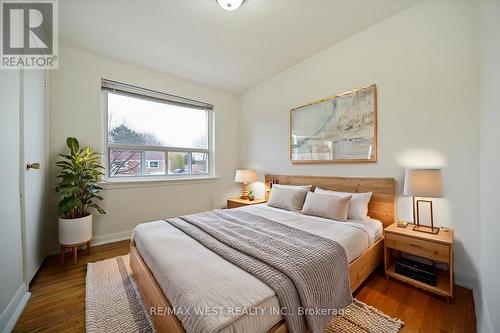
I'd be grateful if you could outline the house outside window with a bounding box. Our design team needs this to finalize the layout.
[102,79,213,180]
[146,160,160,169]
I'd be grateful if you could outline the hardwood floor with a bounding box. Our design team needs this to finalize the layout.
[13,241,130,333]
[354,272,476,332]
[14,240,476,333]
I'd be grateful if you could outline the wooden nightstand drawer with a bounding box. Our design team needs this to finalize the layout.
[385,232,450,263]
[227,201,245,209]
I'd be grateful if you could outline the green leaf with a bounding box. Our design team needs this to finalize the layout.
[55,161,73,169]
[89,203,106,214]
[58,197,80,216]
[66,137,79,155]
[58,154,73,160]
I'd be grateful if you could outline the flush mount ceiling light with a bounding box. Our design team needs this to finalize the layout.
[216,0,245,11]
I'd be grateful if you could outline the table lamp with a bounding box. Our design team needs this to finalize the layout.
[235,170,258,200]
[403,169,443,234]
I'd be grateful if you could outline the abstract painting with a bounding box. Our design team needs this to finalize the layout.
[290,84,377,163]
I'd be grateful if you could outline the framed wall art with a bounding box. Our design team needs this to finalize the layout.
[289,84,377,163]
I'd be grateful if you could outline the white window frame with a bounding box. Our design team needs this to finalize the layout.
[101,80,214,181]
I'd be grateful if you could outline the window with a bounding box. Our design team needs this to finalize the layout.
[102,80,213,179]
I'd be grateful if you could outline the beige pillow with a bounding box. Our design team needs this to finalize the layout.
[314,187,372,220]
[301,192,352,221]
[267,184,311,211]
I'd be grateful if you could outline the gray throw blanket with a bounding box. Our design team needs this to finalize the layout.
[165,209,352,333]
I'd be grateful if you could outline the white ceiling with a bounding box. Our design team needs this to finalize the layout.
[60,0,421,93]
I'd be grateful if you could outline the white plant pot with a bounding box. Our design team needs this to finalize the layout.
[58,214,92,245]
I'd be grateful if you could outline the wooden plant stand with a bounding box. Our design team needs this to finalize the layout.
[60,240,91,264]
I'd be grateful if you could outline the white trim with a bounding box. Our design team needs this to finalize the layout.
[454,271,477,290]
[474,288,493,333]
[47,229,133,255]
[109,144,209,154]
[91,230,133,247]
[18,69,28,287]
[0,283,30,333]
[99,176,220,190]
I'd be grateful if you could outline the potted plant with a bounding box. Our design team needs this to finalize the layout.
[248,190,255,201]
[55,137,105,246]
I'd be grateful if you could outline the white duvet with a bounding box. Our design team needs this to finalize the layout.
[133,204,382,333]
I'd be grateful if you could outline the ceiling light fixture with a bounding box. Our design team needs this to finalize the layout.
[216,0,244,11]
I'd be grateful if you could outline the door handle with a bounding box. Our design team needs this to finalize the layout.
[26,162,40,170]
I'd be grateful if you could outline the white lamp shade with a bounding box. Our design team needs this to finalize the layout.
[235,169,257,183]
[216,0,244,11]
[403,169,443,198]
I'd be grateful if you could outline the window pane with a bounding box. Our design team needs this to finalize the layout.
[109,149,141,177]
[107,92,208,149]
[168,152,189,175]
[143,151,166,175]
[192,152,208,174]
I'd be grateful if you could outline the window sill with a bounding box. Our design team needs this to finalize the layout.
[99,176,220,190]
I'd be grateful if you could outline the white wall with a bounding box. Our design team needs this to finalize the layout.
[478,0,500,332]
[48,45,241,248]
[241,0,480,287]
[0,71,29,332]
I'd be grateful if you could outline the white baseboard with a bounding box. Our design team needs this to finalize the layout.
[91,229,133,247]
[48,229,133,255]
[474,286,494,333]
[454,271,478,290]
[0,283,30,333]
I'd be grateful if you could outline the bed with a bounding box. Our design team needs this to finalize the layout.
[130,175,396,333]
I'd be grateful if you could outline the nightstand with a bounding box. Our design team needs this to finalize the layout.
[227,198,267,209]
[384,223,454,302]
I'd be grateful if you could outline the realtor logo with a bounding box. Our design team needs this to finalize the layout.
[1,0,58,69]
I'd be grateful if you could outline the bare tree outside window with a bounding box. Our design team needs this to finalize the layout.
[109,149,141,176]
[109,124,162,146]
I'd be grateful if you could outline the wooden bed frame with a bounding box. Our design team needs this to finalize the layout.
[130,175,396,333]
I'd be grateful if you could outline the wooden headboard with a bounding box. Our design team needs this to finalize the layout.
[264,174,396,228]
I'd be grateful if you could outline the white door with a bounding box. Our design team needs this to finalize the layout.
[21,70,47,283]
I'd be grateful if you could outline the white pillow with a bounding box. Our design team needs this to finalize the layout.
[267,184,311,211]
[301,192,351,221]
[314,187,373,219]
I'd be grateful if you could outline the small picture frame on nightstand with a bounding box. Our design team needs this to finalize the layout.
[397,220,409,228]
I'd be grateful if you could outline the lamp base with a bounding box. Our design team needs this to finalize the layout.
[413,225,440,235]
[413,199,439,234]
[240,182,249,200]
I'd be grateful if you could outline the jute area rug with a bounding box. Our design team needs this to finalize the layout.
[86,255,403,333]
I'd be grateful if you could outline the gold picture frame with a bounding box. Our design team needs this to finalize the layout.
[289,84,377,164]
